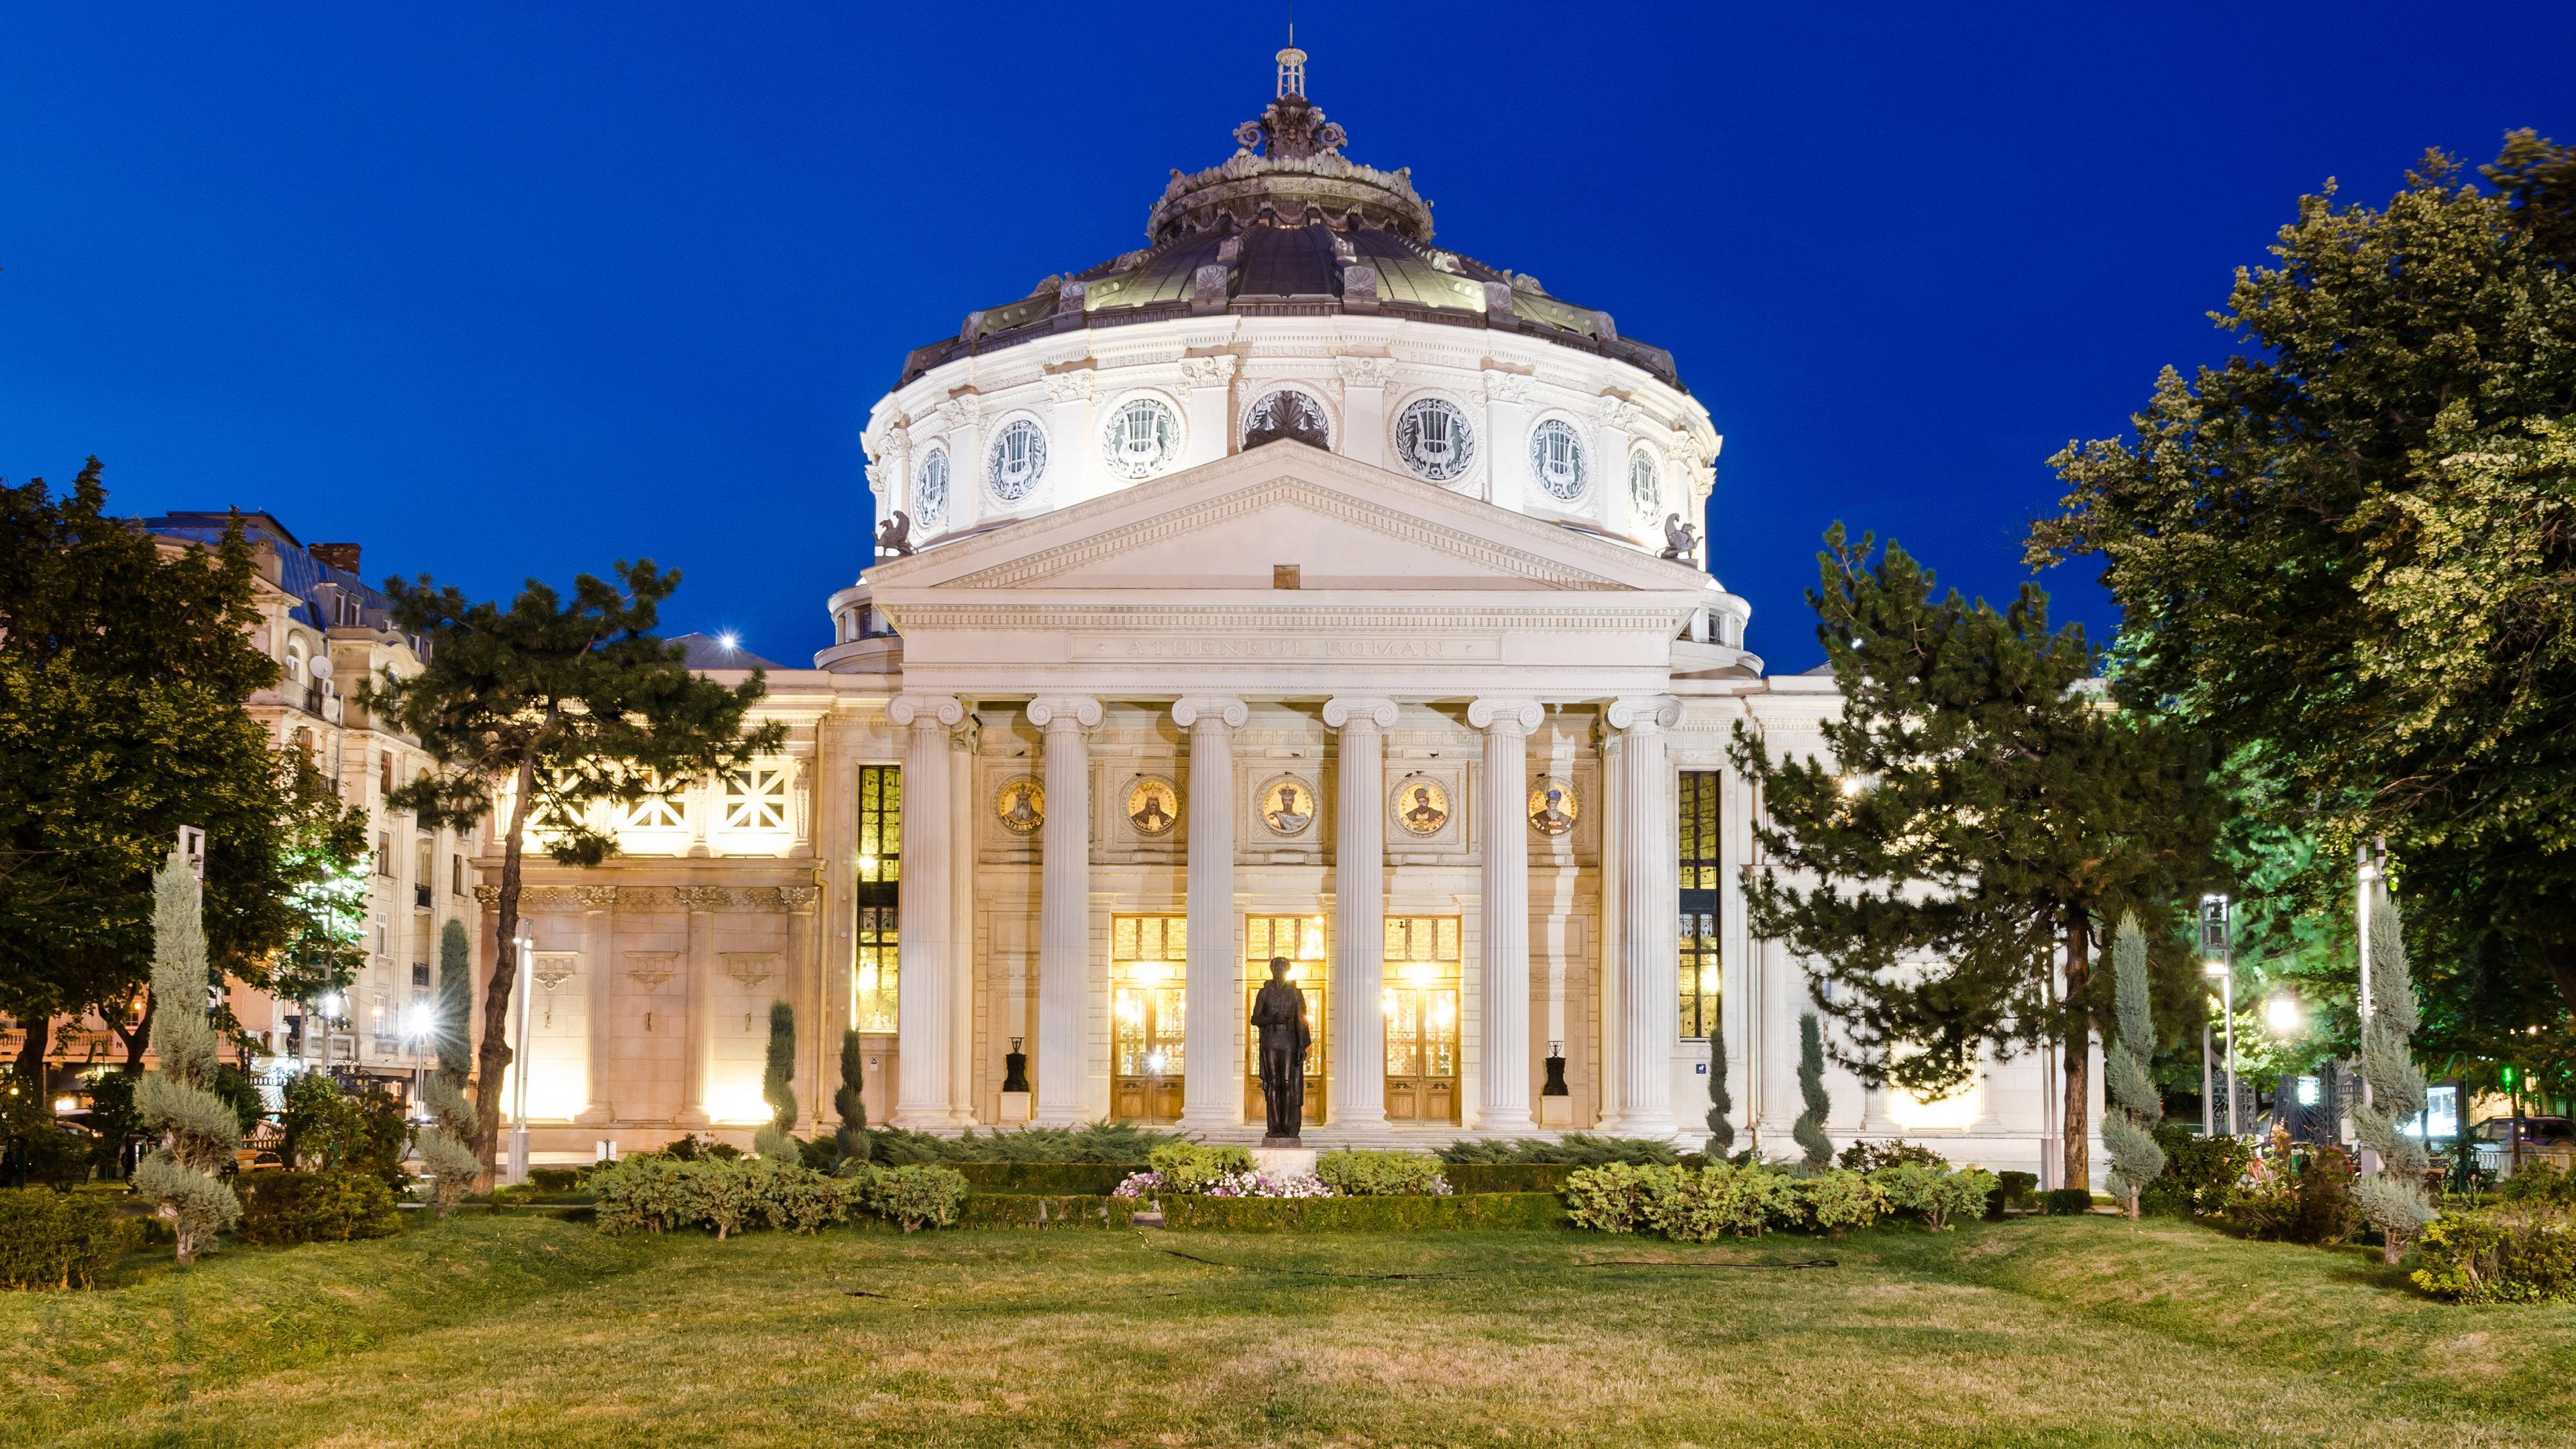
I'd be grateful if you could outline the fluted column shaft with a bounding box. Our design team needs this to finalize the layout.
[1325,696,1396,1129]
[890,693,962,1128]
[680,888,715,1124]
[1472,699,1542,1132]
[578,888,616,1124]
[1174,698,1248,1130]
[1027,696,1100,1126]
[1610,696,1681,1135]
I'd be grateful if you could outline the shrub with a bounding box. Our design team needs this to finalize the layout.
[235,1170,402,1245]
[1837,1140,1948,1173]
[859,1165,967,1232]
[0,1187,140,1289]
[1563,1162,1799,1240]
[1869,1164,1995,1231]
[2497,1162,2576,1208]
[2145,1124,2252,1216]
[1988,1171,2039,1219]
[2411,1208,2576,1303]
[649,1133,742,1163]
[2041,1187,2095,1216]
[1793,1169,1889,1235]
[1440,1162,1576,1195]
[870,1122,1188,1165]
[1562,1162,1665,1234]
[590,1157,708,1234]
[1316,1149,1450,1197]
[527,1167,584,1192]
[2222,1147,2358,1245]
[1147,1144,1255,1193]
[1439,1134,1680,1167]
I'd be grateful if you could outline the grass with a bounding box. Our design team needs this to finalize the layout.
[5,1213,2574,1448]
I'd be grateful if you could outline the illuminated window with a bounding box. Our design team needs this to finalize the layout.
[851,765,900,1033]
[624,775,687,830]
[723,765,792,831]
[1112,915,1189,1122]
[1678,771,1721,1039]
[1381,916,1460,1123]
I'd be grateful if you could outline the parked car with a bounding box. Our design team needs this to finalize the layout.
[2470,1116,2575,1148]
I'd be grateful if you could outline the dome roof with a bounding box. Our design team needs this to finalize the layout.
[896,50,1682,392]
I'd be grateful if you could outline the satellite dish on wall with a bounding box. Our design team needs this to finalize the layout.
[309,655,335,682]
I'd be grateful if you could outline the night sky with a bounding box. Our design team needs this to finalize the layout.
[5,4,2569,669]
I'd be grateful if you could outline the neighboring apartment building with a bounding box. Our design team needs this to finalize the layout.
[16,513,480,1106]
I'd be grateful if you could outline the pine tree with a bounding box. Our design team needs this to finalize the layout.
[133,845,241,1263]
[754,1000,800,1162]
[434,917,472,1085]
[1792,1013,1833,1170]
[2353,891,2436,1263]
[2102,913,2167,1218]
[833,1028,871,1167]
[363,561,784,1187]
[1705,1030,1735,1157]
[1733,527,2218,1191]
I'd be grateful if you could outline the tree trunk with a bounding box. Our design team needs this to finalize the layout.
[470,759,537,1191]
[2061,917,2092,1195]
[13,1014,50,1090]
[2543,941,2576,1021]
[110,991,154,1070]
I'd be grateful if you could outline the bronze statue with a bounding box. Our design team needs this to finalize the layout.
[1250,955,1310,1142]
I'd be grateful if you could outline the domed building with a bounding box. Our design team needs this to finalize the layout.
[486,48,2098,1177]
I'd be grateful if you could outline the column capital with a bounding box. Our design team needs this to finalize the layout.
[1467,698,1544,735]
[889,693,964,729]
[1171,695,1248,730]
[1322,696,1398,731]
[1025,696,1102,731]
[1605,695,1681,733]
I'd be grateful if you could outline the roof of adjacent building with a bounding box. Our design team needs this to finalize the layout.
[894,54,1682,392]
[669,632,784,671]
[141,511,395,635]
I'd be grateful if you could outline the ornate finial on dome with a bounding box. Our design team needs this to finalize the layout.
[1234,40,1344,162]
[1277,28,1305,98]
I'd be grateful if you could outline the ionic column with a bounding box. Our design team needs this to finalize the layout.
[577,885,617,1125]
[679,886,719,1126]
[888,692,963,1128]
[1470,698,1543,1132]
[1025,696,1101,1127]
[1607,696,1682,1136]
[1324,696,1396,1130]
[1173,696,1248,1132]
[784,885,819,1133]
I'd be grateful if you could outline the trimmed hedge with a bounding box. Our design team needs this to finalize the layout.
[235,1170,403,1245]
[961,1193,1133,1229]
[1152,1191,1566,1233]
[951,1161,1136,1195]
[1442,1162,1576,1195]
[0,1188,140,1289]
[590,1157,967,1236]
[2412,1208,2576,1303]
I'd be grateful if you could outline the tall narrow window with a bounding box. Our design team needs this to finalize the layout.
[1678,771,1723,1040]
[853,765,900,1034]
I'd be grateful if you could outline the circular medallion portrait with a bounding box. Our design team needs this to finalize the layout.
[1125,775,1179,837]
[1527,777,1579,837]
[1256,776,1318,838]
[1392,777,1452,837]
[993,777,1045,836]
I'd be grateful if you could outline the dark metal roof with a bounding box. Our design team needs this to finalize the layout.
[670,632,784,671]
[893,83,1684,393]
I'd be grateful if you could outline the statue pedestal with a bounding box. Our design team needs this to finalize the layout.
[1250,1146,1318,1180]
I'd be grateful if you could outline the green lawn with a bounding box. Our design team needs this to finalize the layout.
[7,1212,2573,1448]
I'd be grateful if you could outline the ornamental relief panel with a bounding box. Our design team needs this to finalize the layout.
[473,883,817,913]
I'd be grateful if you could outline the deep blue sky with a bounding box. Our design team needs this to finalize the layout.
[5,5,2570,669]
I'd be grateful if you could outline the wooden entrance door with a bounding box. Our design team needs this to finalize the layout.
[1383,916,1461,1124]
[1112,916,1187,1122]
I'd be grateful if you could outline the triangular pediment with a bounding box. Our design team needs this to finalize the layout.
[869,443,1706,596]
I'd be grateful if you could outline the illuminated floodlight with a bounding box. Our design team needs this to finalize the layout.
[2264,992,2302,1035]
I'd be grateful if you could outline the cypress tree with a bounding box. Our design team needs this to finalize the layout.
[2353,892,2436,1263]
[1792,1013,1833,1170]
[834,1028,871,1166]
[753,1000,800,1161]
[1705,1030,1735,1157]
[434,917,472,1085]
[133,845,241,1262]
[2102,913,2166,1218]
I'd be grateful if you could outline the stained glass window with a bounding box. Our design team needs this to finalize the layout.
[1678,771,1722,1040]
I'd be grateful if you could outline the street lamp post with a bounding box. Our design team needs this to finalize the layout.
[2355,838,2386,1172]
[2201,894,2237,1136]
[507,926,533,1185]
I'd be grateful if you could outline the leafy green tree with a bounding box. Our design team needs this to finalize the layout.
[755,1000,799,1161]
[2102,914,2166,1218]
[1706,1030,1735,1157]
[833,1029,871,1167]
[1732,528,2220,1191]
[133,847,240,1262]
[2033,133,2576,1025]
[362,561,784,1185]
[2353,892,2436,1263]
[0,464,365,1083]
[1792,1014,1831,1171]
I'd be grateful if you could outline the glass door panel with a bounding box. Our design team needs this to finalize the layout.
[1243,914,1327,1125]
[1383,915,1461,1124]
[1112,915,1187,1122]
